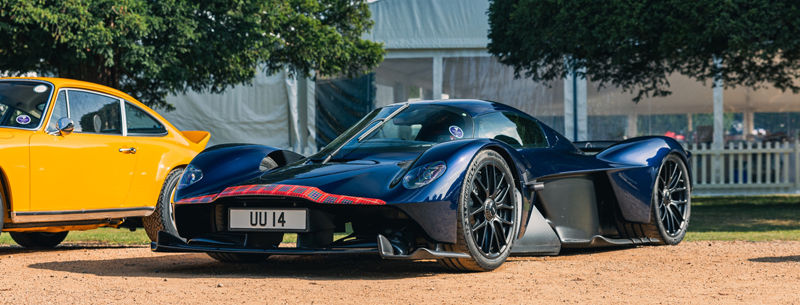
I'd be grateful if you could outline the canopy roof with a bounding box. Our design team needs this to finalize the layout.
[366,0,491,50]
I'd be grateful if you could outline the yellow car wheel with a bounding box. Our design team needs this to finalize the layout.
[9,231,68,248]
[143,168,184,242]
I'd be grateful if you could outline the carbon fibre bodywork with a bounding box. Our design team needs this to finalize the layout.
[154,100,691,259]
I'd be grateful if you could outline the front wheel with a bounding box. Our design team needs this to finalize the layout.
[143,168,184,242]
[439,150,519,272]
[9,231,68,248]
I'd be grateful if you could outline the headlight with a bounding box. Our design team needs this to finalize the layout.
[177,165,203,190]
[403,161,447,189]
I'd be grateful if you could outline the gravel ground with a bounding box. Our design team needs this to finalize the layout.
[0,240,799,304]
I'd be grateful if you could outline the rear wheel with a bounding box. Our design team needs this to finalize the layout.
[10,231,68,248]
[143,168,184,242]
[642,154,691,245]
[439,150,519,272]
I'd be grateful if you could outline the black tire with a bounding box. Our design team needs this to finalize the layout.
[1,181,6,233]
[143,168,184,242]
[207,252,270,263]
[439,150,519,272]
[641,154,691,245]
[9,231,68,248]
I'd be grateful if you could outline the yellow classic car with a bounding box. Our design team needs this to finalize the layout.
[0,77,209,247]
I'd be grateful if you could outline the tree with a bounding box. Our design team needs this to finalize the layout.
[487,0,800,102]
[0,0,384,110]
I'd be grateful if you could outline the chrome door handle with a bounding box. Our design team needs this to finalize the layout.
[119,147,137,154]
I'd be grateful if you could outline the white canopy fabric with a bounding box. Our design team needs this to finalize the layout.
[153,0,495,151]
[159,70,314,152]
[366,0,491,49]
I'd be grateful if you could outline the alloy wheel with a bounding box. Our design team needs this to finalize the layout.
[656,157,690,236]
[464,161,516,258]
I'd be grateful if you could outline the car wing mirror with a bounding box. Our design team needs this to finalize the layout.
[56,117,74,136]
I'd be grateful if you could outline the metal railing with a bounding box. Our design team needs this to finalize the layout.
[689,141,800,196]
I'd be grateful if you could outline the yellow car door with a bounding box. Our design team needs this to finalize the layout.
[29,89,137,212]
[120,101,173,207]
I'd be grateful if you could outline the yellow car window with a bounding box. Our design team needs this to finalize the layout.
[68,90,122,134]
[0,81,53,129]
[125,102,166,135]
[46,91,68,132]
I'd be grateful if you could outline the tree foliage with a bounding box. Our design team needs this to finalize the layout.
[488,0,800,102]
[0,0,384,109]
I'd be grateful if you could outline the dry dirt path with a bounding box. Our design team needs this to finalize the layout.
[0,241,799,304]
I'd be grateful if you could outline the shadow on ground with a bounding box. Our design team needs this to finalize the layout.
[556,245,636,256]
[21,243,645,280]
[0,243,146,255]
[26,252,455,280]
[748,255,800,263]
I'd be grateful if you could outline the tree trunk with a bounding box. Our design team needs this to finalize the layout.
[58,53,120,90]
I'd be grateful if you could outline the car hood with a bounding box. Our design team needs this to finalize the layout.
[234,151,428,202]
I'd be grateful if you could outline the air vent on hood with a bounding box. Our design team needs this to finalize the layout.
[396,159,414,168]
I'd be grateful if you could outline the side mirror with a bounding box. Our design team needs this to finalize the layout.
[57,117,74,136]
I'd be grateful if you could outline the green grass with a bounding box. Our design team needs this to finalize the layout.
[2,197,799,245]
[684,195,800,241]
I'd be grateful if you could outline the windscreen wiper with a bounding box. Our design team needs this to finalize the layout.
[322,102,409,164]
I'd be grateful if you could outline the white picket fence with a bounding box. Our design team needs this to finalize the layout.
[689,141,800,196]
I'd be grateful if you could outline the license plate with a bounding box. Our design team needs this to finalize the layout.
[228,208,307,231]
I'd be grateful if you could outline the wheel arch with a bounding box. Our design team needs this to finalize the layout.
[164,163,189,180]
[418,140,530,201]
[159,162,189,201]
[397,139,531,244]
[475,143,538,241]
[0,165,11,218]
[594,136,693,223]
[145,162,189,209]
[482,145,524,192]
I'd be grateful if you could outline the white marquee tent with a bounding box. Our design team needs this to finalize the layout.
[159,70,316,154]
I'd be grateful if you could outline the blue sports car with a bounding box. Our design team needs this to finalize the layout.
[152,100,692,272]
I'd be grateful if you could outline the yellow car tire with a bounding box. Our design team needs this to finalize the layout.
[143,168,184,242]
[9,231,68,248]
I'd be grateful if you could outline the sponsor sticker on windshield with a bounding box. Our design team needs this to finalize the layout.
[449,125,464,139]
[33,85,48,93]
[16,115,31,125]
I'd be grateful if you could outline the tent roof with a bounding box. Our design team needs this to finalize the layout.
[366,0,490,50]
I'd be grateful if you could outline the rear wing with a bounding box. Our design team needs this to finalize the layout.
[180,130,211,151]
[573,141,617,154]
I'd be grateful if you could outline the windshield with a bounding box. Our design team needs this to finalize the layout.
[0,81,54,129]
[312,104,474,161]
